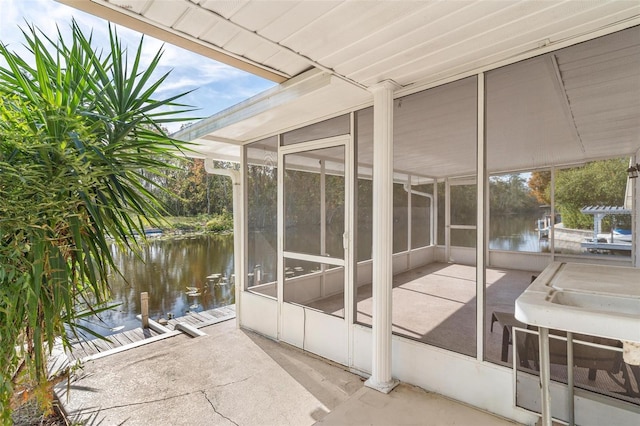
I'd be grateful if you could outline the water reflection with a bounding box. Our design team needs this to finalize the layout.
[81,234,235,337]
[80,212,568,338]
[490,212,548,252]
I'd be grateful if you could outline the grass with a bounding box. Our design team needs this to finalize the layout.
[152,213,233,234]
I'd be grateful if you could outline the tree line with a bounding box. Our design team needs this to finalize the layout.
[143,157,234,218]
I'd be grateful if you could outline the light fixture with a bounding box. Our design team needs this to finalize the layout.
[628,164,639,179]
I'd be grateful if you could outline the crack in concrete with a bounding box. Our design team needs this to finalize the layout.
[79,390,201,414]
[211,376,251,389]
[73,378,252,421]
[201,390,239,426]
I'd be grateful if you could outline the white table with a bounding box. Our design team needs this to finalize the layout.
[515,262,640,426]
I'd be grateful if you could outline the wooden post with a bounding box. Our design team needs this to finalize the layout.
[141,292,149,329]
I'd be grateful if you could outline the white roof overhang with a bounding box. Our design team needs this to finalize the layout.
[58,0,640,87]
[178,68,370,158]
[58,0,640,176]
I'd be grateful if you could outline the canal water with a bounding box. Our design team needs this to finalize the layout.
[489,212,547,252]
[82,234,236,337]
[84,214,544,337]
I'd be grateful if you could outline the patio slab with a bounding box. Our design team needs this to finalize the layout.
[318,384,519,426]
[56,319,520,425]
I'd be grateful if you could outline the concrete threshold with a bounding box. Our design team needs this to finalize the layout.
[316,384,520,426]
[55,320,521,425]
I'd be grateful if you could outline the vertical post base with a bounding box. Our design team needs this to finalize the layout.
[141,291,149,329]
[364,377,399,394]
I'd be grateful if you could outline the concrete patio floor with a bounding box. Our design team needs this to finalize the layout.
[56,319,521,425]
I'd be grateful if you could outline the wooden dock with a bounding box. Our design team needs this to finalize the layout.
[65,305,236,362]
[165,304,235,330]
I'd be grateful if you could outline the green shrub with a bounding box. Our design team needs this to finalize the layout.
[206,213,233,232]
[172,221,200,232]
[0,20,193,421]
[558,207,593,230]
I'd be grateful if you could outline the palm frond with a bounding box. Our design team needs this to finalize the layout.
[0,18,197,416]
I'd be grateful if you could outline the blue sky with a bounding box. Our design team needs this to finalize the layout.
[0,0,276,131]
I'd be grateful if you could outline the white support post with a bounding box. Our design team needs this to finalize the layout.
[347,112,356,365]
[476,73,486,361]
[204,159,242,329]
[433,180,438,246]
[407,174,412,269]
[320,159,326,297]
[550,167,556,260]
[276,135,284,340]
[634,152,639,267]
[445,179,451,262]
[236,152,245,328]
[365,80,400,394]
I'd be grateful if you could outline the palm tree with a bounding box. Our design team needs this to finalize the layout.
[0,20,194,421]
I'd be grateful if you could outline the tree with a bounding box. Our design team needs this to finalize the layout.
[0,21,193,421]
[170,159,210,215]
[248,163,277,230]
[161,158,234,216]
[490,174,538,215]
[528,171,551,204]
[555,158,628,229]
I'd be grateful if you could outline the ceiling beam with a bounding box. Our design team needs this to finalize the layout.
[548,54,586,156]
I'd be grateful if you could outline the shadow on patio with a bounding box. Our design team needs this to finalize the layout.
[56,318,518,425]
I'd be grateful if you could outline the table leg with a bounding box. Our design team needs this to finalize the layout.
[539,327,552,426]
[501,325,510,362]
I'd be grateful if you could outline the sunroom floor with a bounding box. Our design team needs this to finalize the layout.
[307,262,640,405]
[307,262,534,362]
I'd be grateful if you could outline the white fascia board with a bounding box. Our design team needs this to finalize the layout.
[173,69,332,143]
[183,139,241,162]
[218,78,369,142]
[174,70,370,162]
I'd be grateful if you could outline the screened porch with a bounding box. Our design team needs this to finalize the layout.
[240,26,640,415]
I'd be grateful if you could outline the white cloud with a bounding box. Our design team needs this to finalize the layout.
[0,0,276,124]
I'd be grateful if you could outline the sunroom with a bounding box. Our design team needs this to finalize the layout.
[61,1,640,424]
[190,28,640,426]
[194,28,640,426]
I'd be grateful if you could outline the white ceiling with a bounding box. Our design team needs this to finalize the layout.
[60,0,640,177]
[61,0,640,87]
[353,27,640,178]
